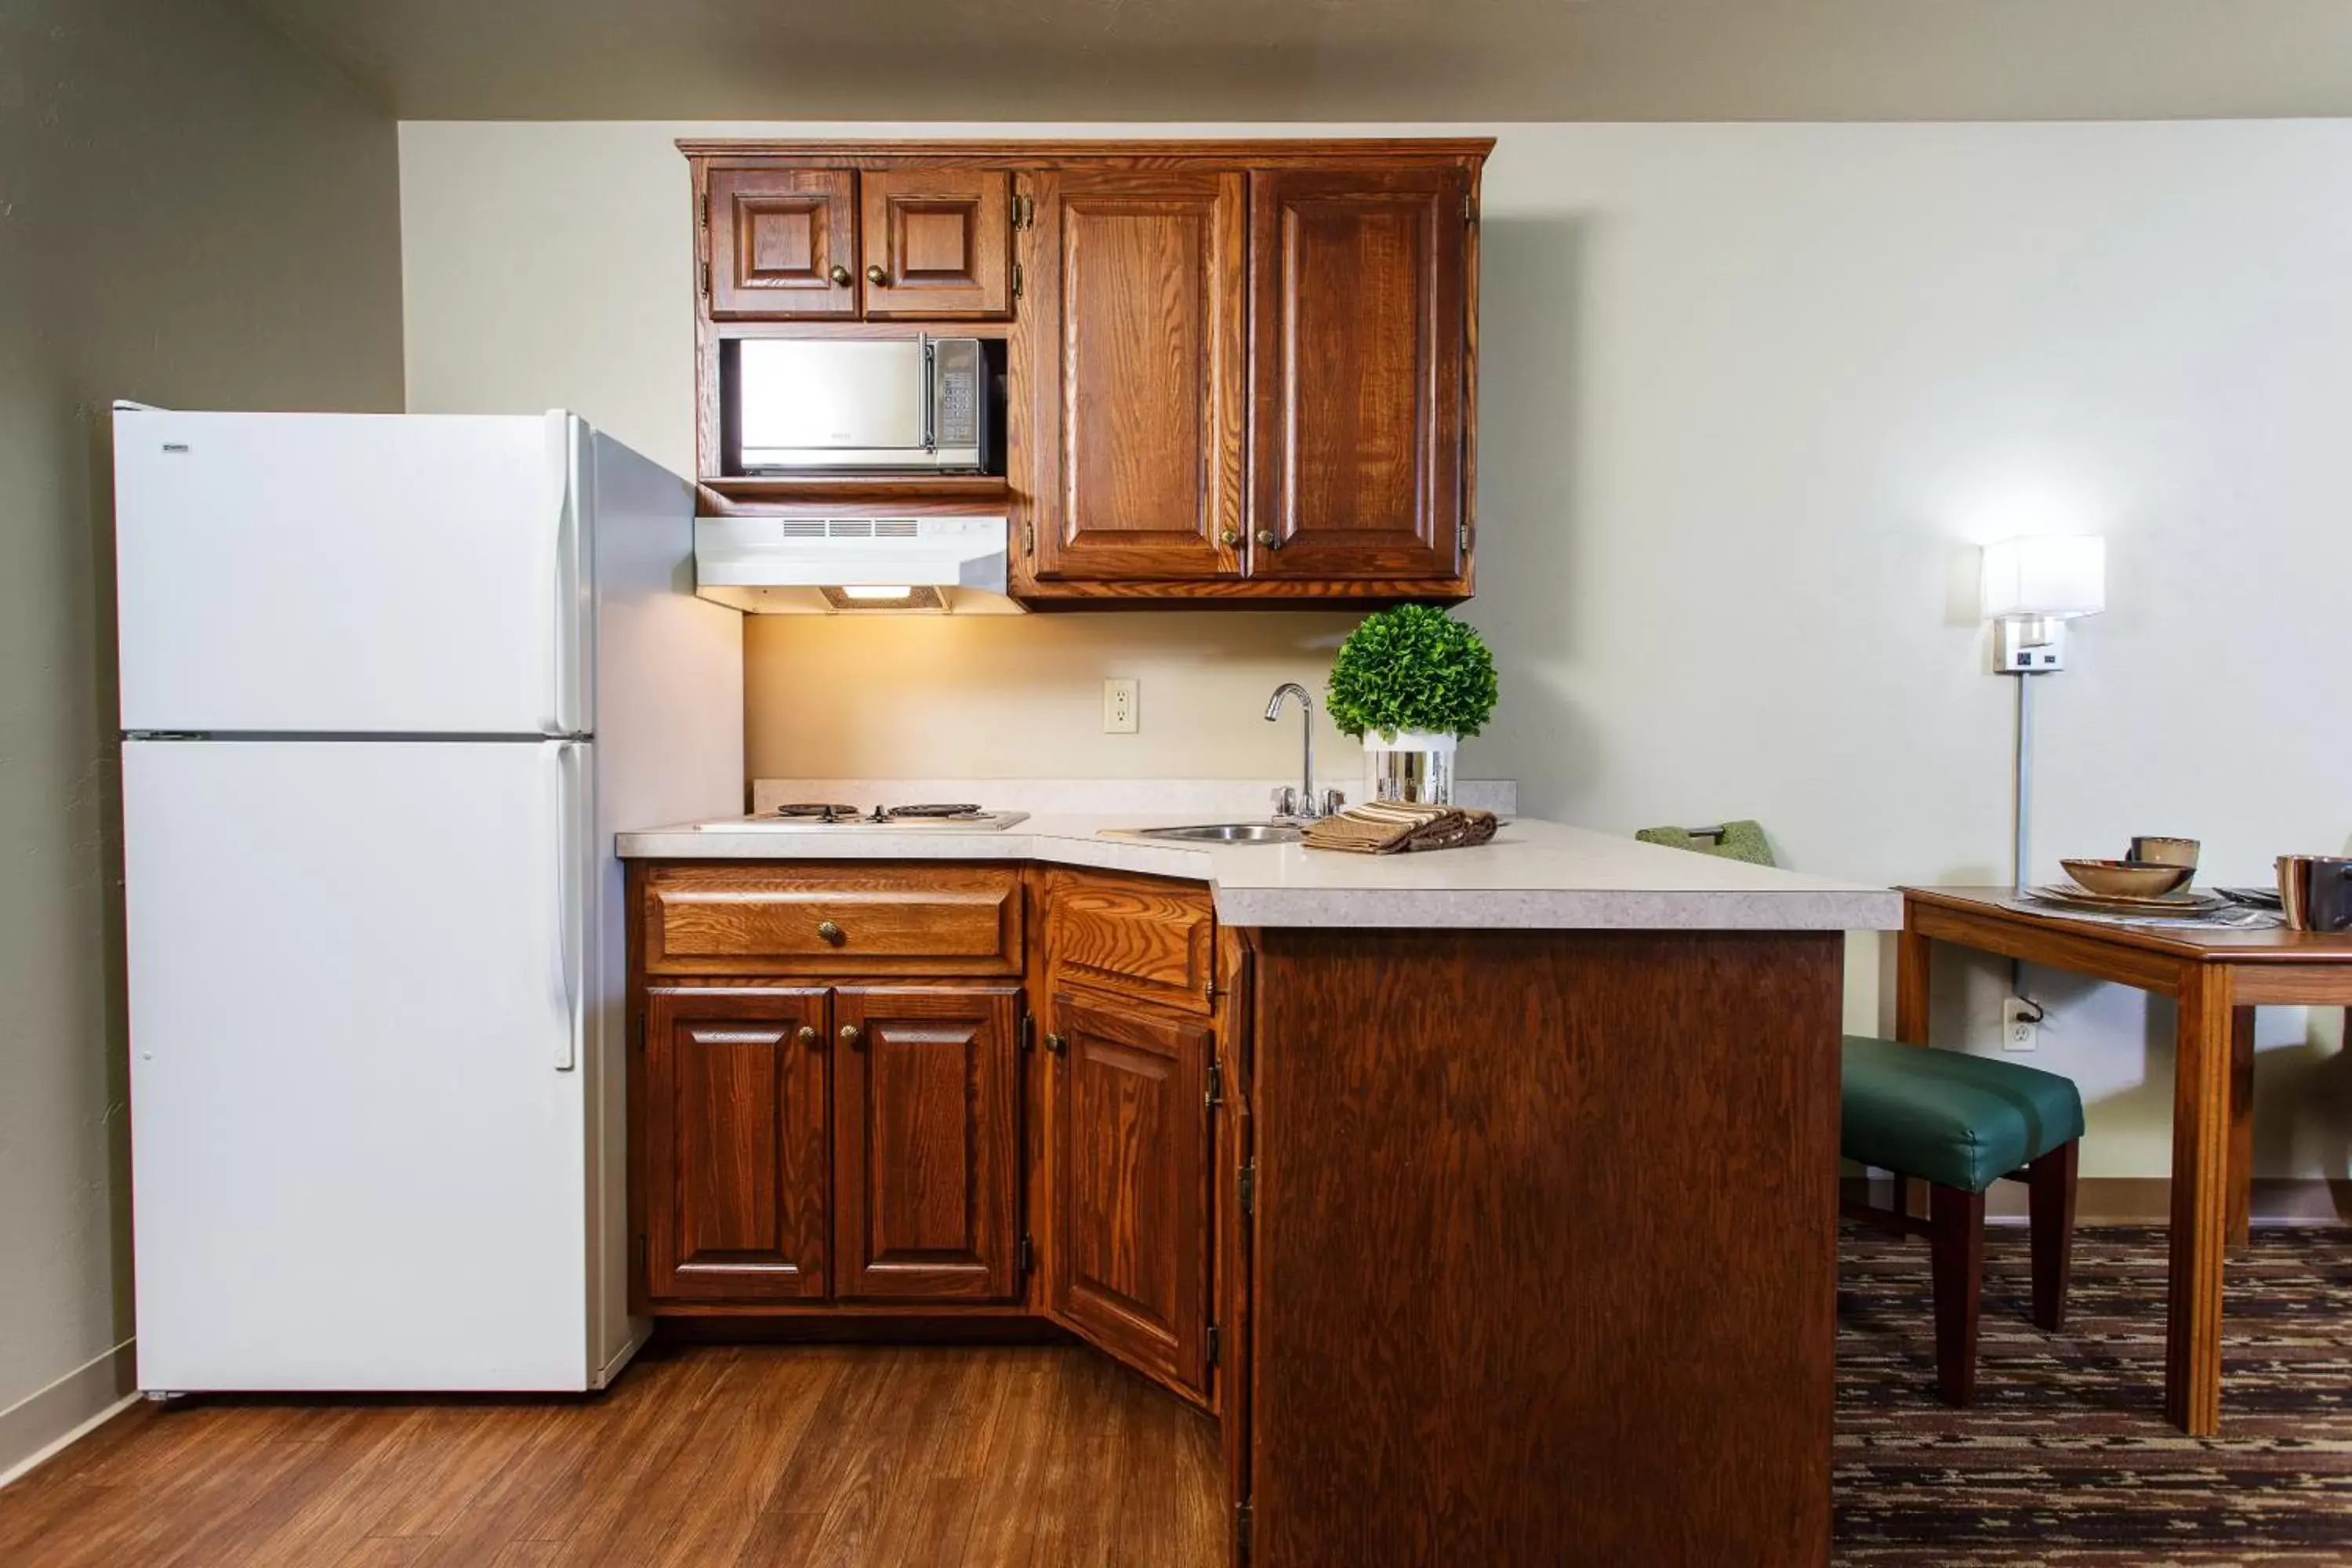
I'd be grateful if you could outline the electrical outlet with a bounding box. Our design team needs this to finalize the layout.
[1102,677,1138,734]
[2002,998,2040,1052]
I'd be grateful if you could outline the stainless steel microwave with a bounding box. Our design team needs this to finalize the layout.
[735,336,987,472]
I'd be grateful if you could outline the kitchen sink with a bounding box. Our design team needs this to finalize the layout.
[1125,822,1304,844]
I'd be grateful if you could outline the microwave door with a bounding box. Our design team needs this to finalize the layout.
[739,339,928,469]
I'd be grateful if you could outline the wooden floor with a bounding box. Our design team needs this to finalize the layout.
[0,1342,1223,1567]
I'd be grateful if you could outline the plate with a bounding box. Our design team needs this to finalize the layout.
[2030,883,2232,916]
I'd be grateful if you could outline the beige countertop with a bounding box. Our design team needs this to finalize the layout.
[615,815,1900,932]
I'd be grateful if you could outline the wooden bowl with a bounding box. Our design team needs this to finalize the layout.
[2061,858,2196,898]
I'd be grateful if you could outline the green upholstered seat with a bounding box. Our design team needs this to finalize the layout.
[1841,1035,2085,1193]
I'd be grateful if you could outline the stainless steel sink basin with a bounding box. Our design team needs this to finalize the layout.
[1126,822,1303,844]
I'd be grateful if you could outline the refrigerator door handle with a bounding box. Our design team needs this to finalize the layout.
[551,741,584,1071]
[546,414,590,738]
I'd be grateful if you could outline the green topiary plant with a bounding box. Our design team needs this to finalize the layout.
[1325,604,1499,741]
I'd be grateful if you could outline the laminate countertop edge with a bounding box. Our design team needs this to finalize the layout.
[615,816,1903,932]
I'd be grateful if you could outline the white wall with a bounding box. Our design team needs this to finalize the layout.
[398,118,2352,1181]
[0,0,403,1478]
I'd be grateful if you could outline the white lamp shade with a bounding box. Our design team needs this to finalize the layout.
[1980,535,2107,620]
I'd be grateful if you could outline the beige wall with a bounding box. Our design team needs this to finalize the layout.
[0,0,403,1470]
[398,118,2352,1181]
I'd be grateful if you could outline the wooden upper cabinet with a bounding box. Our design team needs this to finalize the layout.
[1248,165,1470,582]
[1049,991,1214,1399]
[706,168,858,321]
[833,985,1022,1301]
[641,987,831,1301]
[1024,169,1247,581]
[859,169,1013,318]
[684,139,1486,601]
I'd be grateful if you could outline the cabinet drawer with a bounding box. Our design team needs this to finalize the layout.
[644,865,1022,975]
[1042,869,1216,1013]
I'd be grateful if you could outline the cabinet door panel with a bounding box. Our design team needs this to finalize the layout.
[1249,166,1468,580]
[834,985,1021,1301]
[707,168,858,320]
[1025,169,1245,581]
[1051,991,1212,1398]
[643,988,829,1301]
[860,168,1011,318]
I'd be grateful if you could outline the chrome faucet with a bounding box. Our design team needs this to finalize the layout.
[1264,682,1340,820]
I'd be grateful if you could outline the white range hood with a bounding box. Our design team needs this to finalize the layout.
[693,514,1024,614]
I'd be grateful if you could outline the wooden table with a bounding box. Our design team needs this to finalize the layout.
[1900,887,2352,1436]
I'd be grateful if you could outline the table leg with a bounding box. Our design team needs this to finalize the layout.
[2228,1007,2256,1250]
[2166,965,2235,1435]
[1894,920,1935,1221]
[1896,920,1930,1047]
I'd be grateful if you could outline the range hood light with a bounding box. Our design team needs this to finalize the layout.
[839,584,916,601]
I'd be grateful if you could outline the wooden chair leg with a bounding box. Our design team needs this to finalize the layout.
[2027,1141,2079,1332]
[1929,1183,1986,1406]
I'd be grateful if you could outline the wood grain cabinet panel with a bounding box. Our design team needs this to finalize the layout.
[1023,169,1246,582]
[1248,165,1469,582]
[858,168,1012,318]
[1043,868,1218,1014]
[706,168,858,320]
[833,985,1022,1301]
[641,987,830,1301]
[1049,992,1213,1399]
[643,864,1022,976]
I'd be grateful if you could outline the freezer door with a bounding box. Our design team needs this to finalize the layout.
[124,739,594,1392]
[113,408,588,737]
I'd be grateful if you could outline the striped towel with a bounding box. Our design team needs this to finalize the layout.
[1301,800,1500,855]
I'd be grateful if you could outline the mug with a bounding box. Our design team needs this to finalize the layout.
[2277,856,2352,932]
[2130,836,2201,869]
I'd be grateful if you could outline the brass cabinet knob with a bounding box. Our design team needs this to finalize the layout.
[829,264,852,286]
[797,1025,819,1050]
[840,1023,863,1051]
[1218,528,1240,548]
[1046,1032,1068,1057]
[816,920,845,945]
[1254,528,1278,550]
[866,263,887,286]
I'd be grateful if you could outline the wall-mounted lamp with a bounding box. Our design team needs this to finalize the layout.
[1980,534,2107,896]
[1981,534,2106,673]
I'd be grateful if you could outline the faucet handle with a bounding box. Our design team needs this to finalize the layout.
[1270,785,1298,819]
[1319,788,1347,818]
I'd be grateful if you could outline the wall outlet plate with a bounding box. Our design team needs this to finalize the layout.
[2002,997,2040,1052]
[1102,677,1138,734]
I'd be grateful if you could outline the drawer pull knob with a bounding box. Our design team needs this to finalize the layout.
[816,920,845,945]
[797,1025,819,1050]
[840,1024,863,1051]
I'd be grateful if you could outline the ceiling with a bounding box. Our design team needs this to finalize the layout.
[238,0,2352,122]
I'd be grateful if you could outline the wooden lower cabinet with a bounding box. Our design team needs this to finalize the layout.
[641,986,832,1301]
[834,985,1022,1301]
[1047,989,1215,1399]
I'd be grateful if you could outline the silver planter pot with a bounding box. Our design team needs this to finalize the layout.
[1360,731,1458,806]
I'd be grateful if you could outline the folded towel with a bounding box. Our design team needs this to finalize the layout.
[1302,800,1500,855]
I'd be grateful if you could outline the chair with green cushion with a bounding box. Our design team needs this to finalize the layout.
[1640,820,2086,1406]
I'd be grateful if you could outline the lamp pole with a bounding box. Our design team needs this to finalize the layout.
[2012,668,2034,898]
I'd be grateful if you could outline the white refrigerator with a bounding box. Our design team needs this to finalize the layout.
[113,406,742,1393]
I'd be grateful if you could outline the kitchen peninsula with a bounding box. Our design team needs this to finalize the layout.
[618,815,1900,1565]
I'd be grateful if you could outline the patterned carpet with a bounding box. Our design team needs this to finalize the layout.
[1837,1225,2352,1565]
